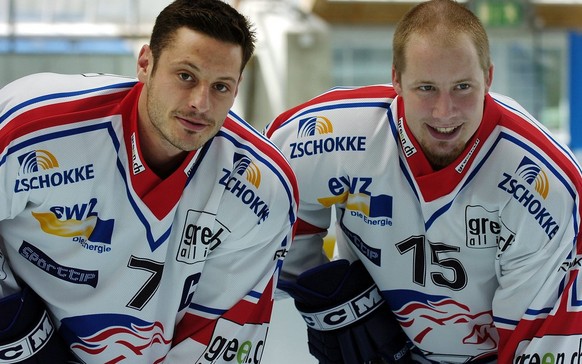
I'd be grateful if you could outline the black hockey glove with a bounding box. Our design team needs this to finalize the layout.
[279,259,411,364]
[0,287,73,363]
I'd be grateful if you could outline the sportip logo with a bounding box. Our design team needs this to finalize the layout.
[516,156,549,199]
[17,149,59,175]
[297,116,333,137]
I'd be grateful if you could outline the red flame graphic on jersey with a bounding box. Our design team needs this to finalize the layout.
[396,298,497,350]
[71,321,171,363]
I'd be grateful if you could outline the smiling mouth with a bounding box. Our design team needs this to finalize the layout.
[430,125,461,135]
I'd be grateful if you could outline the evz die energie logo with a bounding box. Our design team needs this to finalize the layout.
[319,176,391,264]
[320,176,393,227]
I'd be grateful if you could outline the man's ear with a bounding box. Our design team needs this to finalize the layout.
[137,45,152,82]
[485,63,494,92]
[391,66,402,95]
[233,74,243,98]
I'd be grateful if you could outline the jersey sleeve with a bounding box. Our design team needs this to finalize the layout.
[0,74,64,361]
[493,146,582,361]
[165,244,282,363]
[164,133,298,363]
[264,98,340,281]
[0,76,34,299]
[264,85,397,282]
[0,73,135,300]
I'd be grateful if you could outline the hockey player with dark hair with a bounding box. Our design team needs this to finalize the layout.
[0,0,297,362]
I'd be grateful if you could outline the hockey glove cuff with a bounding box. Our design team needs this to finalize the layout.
[0,287,72,363]
[279,259,411,364]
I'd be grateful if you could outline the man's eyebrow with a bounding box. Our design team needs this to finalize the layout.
[179,60,238,84]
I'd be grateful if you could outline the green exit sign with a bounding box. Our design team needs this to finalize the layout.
[473,0,525,28]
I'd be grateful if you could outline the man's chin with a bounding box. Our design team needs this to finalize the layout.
[425,149,461,171]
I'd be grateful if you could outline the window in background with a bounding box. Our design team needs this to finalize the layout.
[330,26,569,141]
[331,27,393,87]
[489,30,569,140]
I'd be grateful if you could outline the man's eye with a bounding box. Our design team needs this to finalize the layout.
[215,84,229,93]
[457,83,470,90]
[418,85,433,92]
[179,73,193,81]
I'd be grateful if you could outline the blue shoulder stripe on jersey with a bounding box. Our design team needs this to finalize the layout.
[227,110,272,145]
[187,289,263,314]
[494,97,582,173]
[0,118,175,252]
[0,81,136,125]
[424,131,580,231]
[492,315,519,327]
[525,306,554,316]
[214,129,296,230]
[188,302,227,316]
[0,122,117,168]
[219,111,298,228]
[493,305,553,327]
[276,101,391,130]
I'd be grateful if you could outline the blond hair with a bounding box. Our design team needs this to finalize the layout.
[393,0,491,78]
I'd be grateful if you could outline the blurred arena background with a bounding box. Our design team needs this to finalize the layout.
[2,1,582,362]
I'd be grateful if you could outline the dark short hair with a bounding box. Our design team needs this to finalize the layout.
[149,0,256,73]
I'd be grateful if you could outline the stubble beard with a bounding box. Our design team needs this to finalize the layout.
[146,94,205,153]
[422,141,465,171]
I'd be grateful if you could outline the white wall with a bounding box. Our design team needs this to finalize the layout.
[262,298,317,364]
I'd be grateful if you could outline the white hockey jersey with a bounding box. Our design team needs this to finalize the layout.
[265,84,582,363]
[0,73,298,363]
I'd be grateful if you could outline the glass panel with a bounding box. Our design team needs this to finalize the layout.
[331,26,568,135]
